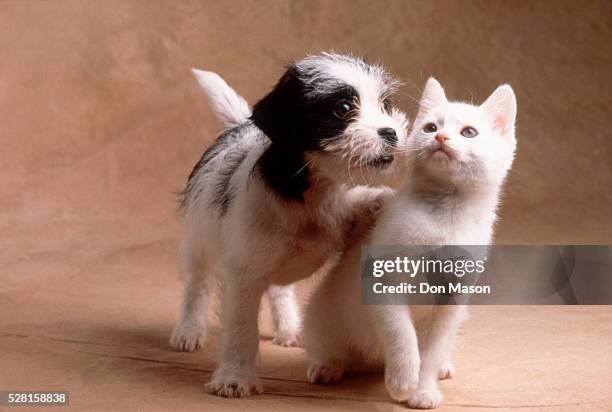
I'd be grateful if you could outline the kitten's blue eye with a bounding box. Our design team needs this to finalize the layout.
[423,123,437,133]
[460,126,478,138]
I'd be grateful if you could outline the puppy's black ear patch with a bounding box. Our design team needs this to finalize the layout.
[251,66,302,143]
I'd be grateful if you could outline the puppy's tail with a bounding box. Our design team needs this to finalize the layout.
[191,68,251,129]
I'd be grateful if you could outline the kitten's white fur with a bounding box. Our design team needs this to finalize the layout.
[303,78,517,409]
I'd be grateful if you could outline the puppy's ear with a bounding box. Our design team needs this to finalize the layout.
[251,66,302,143]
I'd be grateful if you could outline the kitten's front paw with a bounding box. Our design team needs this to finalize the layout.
[385,370,418,401]
[307,362,344,384]
[438,361,454,380]
[385,356,420,401]
[169,322,205,352]
[204,369,262,398]
[272,330,302,347]
[404,388,443,409]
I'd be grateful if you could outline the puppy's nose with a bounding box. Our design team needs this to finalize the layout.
[436,133,449,144]
[377,127,398,145]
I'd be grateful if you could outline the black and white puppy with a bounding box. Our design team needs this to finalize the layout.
[170,53,407,397]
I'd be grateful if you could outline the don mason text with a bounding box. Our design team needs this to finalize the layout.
[373,282,491,295]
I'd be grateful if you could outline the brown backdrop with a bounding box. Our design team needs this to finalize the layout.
[2,0,611,250]
[2,2,612,410]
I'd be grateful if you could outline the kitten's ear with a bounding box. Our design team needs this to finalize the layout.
[251,66,302,144]
[482,85,517,137]
[415,77,447,123]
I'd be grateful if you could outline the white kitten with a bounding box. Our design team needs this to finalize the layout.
[302,78,517,409]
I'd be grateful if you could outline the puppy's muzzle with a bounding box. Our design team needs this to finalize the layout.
[368,153,394,168]
[365,127,397,168]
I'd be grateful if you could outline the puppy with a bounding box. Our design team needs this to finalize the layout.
[170,53,408,397]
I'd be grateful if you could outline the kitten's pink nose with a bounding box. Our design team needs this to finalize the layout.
[436,133,449,144]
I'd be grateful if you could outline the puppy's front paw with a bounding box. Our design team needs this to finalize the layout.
[205,370,262,398]
[438,361,454,380]
[385,368,418,401]
[404,387,443,409]
[169,322,204,352]
[272,330,302,347]
[357,187,395,224]
[307,362,344,384]
[370,187,395,216]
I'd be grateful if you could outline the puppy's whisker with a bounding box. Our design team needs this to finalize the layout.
[293,159,314,177]
[393,148,422,154]
[358,157,367,185]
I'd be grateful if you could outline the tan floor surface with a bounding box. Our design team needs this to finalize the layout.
[2,219,611,412]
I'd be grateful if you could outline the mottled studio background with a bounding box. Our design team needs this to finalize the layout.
[2,0,611,252]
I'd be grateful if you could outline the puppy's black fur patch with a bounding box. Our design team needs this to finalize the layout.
[179,124,244,211]
[251,66,358,202]
[210,149,248,216]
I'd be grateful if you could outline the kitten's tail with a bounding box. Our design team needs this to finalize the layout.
[191,68,251,129]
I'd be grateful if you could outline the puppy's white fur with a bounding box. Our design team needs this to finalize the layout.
[303,78,517,409]
[191,69,250,129]
[171,54,407,397]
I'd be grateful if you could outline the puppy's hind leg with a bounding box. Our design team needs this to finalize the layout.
[170,238,211,352]
[267,284,301,347]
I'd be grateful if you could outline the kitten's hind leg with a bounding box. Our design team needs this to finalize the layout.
[438,360,455,380]
[438,325,459,380]
[302,289,348,385]
[267,284,301,347]
[307,360,345,385]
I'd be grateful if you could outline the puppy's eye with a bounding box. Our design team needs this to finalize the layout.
[460,126,478,138]
[334,100,353,119]
[423,123,437,133]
